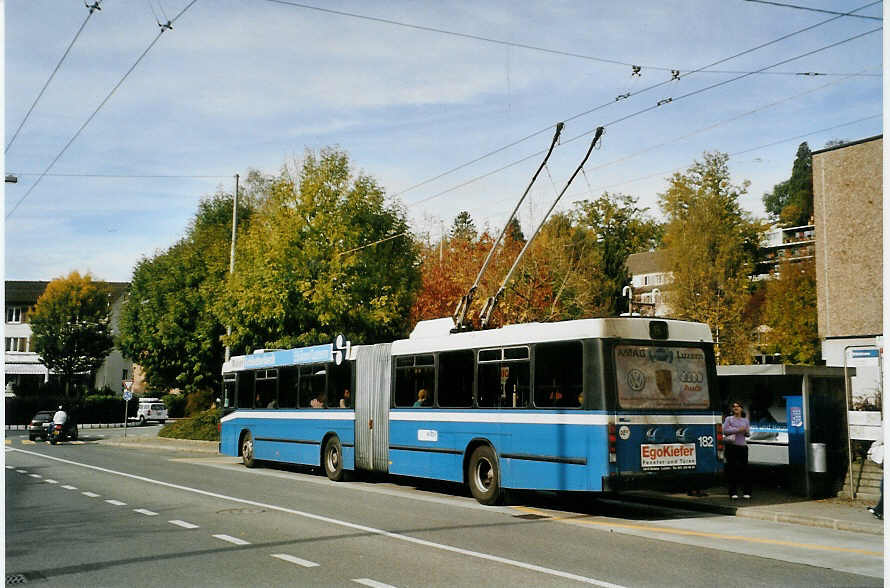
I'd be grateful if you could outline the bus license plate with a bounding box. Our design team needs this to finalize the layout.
[640,443,696,470]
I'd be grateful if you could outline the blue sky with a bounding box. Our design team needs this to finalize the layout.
[4,0,883,282]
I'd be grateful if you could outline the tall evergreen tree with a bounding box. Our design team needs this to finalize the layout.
[762,142,813,227]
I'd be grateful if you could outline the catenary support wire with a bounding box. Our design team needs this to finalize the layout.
[6,1,102,154]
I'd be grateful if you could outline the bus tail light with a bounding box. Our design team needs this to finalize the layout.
[608,424,617,463]
[716,423,724,460]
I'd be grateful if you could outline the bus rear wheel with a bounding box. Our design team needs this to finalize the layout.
[241,431,256,468]
[468,445,502,505]
[323,436,344,481]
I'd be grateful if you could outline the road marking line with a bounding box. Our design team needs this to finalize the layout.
[5,465,14,469]
[134,508,158,516]
[4,439,10,445]
[16,470,28,474]
[213,534,251,546]
[353,579,397,588]
[105,499,127,506]
[511,506,883,557]
[169,520,199,529]
[82,492,100,498]
[270,554,319,568]
[22,440,35,445]
[61,485,77,490]
[28,473,41,478]
[8,448,624,588]
[70,441,85,445]
[44,479,58,484]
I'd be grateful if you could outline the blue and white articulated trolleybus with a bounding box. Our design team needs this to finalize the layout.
[219,316,723,504]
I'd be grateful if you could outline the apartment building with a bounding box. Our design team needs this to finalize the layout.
[4,280,132,395]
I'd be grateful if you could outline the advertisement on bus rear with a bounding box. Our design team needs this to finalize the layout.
[614,345,710,409]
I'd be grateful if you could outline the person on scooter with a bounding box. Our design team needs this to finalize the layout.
[50,405,68,442]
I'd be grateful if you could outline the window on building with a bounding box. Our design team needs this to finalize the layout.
[6,307,23,324]
[5,337,28,352]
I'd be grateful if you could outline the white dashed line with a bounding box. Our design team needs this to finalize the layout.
[61,485,77,490]
[82,492,101,498]
[213,534,251,546]
[44,479,58,484]
[169,520,199,529]
[105,499,127,506]
[353,579,397,588]
[16,470,27,474]
[134,508,158,516]
[270,554,320,568]
[28,473,41,478]
[6,465,14,469]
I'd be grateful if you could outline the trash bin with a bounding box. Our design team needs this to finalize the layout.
[809,442,827,473]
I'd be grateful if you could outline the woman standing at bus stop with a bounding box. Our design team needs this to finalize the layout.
[723,401,752,500]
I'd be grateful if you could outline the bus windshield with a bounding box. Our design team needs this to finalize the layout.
[614,344,710,409]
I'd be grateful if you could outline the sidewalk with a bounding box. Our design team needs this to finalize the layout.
[98,434,885,536]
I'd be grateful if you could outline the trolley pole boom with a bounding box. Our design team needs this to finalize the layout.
[452,122,564,332]
[479,126,605,329]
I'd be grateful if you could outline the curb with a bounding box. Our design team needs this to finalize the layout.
[735,508,884,535]
[98,437,219,454]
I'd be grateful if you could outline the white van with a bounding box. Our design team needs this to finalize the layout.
[131,398,168,425]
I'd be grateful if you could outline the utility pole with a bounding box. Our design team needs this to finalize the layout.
[224,174,239,363]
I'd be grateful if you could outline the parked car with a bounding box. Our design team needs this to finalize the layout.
[130,398,168,426]
[28,411,54,441]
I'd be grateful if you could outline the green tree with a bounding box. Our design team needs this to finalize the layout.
[659,152,763,364]
[29,272,115,397]
[221,148,421,352]
[450,211,477,242]
[118,188,253,394]
[572,192,662,314]
[761,260,819,364]
[505,217,525,243]
[762,142,813,227]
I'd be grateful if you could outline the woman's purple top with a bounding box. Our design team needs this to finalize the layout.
[722,415,750,446]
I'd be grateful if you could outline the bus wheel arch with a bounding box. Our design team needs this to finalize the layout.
[464,440,503,505]
[321,433,345,482]
[239,429,256,468]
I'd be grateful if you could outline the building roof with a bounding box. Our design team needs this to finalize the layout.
[811,134,882,156]
[5,280,129,305]
[625,250,669,275]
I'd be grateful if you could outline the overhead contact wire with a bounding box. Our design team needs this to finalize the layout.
[6,2,102,154]
[6,0,199,219]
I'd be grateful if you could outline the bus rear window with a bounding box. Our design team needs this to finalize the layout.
[614,345,709,409]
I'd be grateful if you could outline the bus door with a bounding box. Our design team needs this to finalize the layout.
[611,344,720,478]
[354,343,391,473]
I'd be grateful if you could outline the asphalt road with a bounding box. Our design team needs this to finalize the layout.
[5,430,884,587]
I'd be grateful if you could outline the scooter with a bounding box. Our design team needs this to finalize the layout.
[49,423,63,445]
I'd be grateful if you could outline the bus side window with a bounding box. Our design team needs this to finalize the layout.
[394,355,435,407]
[437,350,473,408]
[279,367,299,408]
[327,361,352,407]
[256,369,278,408]
[478,347,529,408]
[534,342,583,408]
[222,375,236,409]
[236,371,254,409]
[300,365,326,407]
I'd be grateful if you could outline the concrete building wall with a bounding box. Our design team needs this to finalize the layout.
[813,136,882,342]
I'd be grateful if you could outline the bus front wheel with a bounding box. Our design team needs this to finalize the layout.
[468,445,502,505]
[241,432,256,468]
[323,436,345,481]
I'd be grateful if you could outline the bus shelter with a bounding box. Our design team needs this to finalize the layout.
[717,364,848,498]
